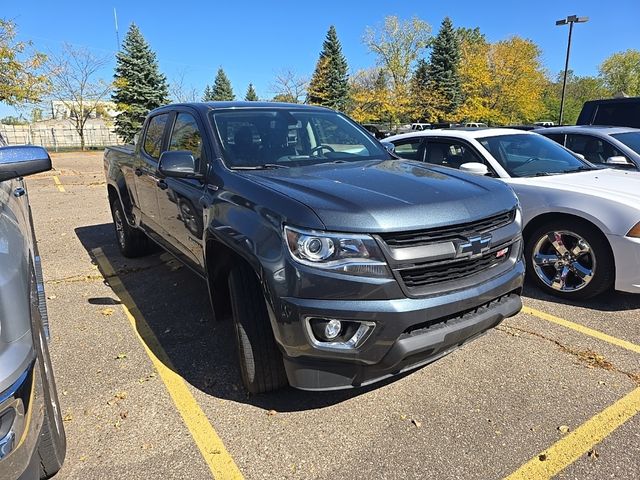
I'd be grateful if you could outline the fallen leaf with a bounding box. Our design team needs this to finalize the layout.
[538,453,547,462]
[62,389,68,396]
[119,411,128,420]
[101,307,115,316]
[115,353,127,360]
[400,414,407,420]
[47,294,57,300]
[266,409,277,416]
[63,413,73,422]
[558,425,570,434]
[114,391,127,400]
[588,449,599,460]
[411,419,422,428]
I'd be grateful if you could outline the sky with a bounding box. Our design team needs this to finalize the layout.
[2,0,639,119]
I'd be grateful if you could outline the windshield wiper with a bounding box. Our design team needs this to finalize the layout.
[231,163,289,170]
[561,166,595,173]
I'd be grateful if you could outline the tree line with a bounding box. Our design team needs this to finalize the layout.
[2,16,640,146]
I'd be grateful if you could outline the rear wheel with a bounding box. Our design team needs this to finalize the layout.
[228,263,288,394]
[110,199,149,258]
[525,219,614,300]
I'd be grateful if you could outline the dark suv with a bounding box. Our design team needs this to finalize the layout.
[0,135,66,479]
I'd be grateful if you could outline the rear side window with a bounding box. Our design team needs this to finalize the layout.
[593,102,640,128]
[143,114,169,160]
[169,113,203,161]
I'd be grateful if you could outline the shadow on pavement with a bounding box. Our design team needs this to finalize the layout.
[75,222,406,412]
[522,282,640,312]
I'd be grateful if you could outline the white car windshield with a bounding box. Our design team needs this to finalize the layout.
[478,134,592,177]
[210,109,389,169]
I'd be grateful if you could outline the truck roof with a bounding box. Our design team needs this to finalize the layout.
[150,101,334,116]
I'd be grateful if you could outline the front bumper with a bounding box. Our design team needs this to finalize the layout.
[0,361,45,480]
[274,258,524,390]
[609,234,640,294]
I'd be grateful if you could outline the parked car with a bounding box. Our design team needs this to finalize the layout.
[361,123,391,139]
[387,128,640,300]
[0,137,66,479]
[464,122,488,128]
[536,125,640,170]
[410,122,431,131]
[533,121,555,127]
[577,96,640,129]
[104,102,524,393]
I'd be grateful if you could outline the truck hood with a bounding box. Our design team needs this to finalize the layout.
[241,160,517,232]
[510,168,640,205]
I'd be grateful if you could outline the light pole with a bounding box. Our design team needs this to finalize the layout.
[556,15,589,125]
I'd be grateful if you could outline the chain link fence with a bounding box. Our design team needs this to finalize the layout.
[0,123,124,150]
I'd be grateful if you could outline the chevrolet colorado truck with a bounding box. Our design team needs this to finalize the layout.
[103,102,525,393]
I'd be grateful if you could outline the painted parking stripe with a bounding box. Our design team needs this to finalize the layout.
[92,247,244,480]
[53,175,66,192]
[505,387,640,480]
[522,306,640,354]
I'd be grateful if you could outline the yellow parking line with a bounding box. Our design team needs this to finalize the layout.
[53,175,65,192]
[522,306,640,354]
[92,247,244,480]
[505,387,640,480]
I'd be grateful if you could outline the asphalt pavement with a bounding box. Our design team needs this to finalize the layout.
[25,151,639,480]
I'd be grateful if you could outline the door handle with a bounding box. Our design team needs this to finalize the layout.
[134,168,143,177]
[13,187,26,197]
[156,179,168,190]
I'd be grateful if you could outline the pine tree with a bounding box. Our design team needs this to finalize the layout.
[427,17,462,118]
[112,23,169,142]
[307,26,349,111]
[202,84,214,101]
[244,83,258,101]
[411,59,446,122]
[210,68,235,101]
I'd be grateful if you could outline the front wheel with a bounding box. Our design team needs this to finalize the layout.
[525,220,614,300]
[228,263,288,394]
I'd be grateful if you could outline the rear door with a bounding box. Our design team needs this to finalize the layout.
[134,112,170,233]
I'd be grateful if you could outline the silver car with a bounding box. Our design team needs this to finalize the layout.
[0,134,66,479]
[537,125,640,170]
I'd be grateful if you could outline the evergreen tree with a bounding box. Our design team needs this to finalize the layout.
[112,23,169,142]
[211,68,235,101]
[244,83,259,101]
[427,17,462,118]
[202,84,214,101]
[307,26,349,111]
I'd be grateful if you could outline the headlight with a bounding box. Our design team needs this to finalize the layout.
[627,221,640,238]
[284,226,390,278]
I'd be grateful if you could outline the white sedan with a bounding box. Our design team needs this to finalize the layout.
[386,128,640,300]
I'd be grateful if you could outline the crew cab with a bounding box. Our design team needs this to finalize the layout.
[104,102,524,393]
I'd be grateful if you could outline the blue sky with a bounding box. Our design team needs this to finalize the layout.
[2,0,639,118]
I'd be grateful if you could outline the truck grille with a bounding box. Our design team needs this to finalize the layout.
[399,244,511,288]
[379,209,516,248]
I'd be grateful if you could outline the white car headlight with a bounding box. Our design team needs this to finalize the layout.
[284,226,390,278]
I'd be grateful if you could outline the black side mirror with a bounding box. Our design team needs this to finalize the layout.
[0,145,52,182]
[158,151,202,179]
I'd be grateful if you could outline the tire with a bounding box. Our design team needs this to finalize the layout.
[35,314,66,479]
[525,219,614,300]
[228,263,288,394]
[110,199,149,258]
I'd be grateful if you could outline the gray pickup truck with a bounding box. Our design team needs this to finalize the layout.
[104,102,525,393]
[0,135,66,479]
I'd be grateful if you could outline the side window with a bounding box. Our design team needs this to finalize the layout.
[544,133,565,145]
[393,139,424,161]
[425,141,488,170]
[169,113,203,161]
[566,134,626,165]
[143,114,169,160]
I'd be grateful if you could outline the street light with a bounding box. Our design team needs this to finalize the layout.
[556,15,589,125]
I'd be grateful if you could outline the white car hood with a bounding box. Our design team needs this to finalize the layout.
[510,169,640,205]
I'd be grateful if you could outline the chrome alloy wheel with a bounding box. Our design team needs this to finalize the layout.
[532,230,595,292]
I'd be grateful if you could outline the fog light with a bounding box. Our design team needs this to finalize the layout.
[324,319,342,340]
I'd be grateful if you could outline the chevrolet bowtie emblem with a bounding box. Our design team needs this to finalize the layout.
[456,235,491,258]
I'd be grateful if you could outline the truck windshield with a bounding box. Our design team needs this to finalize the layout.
[210,109,389,169]
[478,133,592,178]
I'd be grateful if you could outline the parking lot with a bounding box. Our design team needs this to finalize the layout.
[28,151,639,479]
